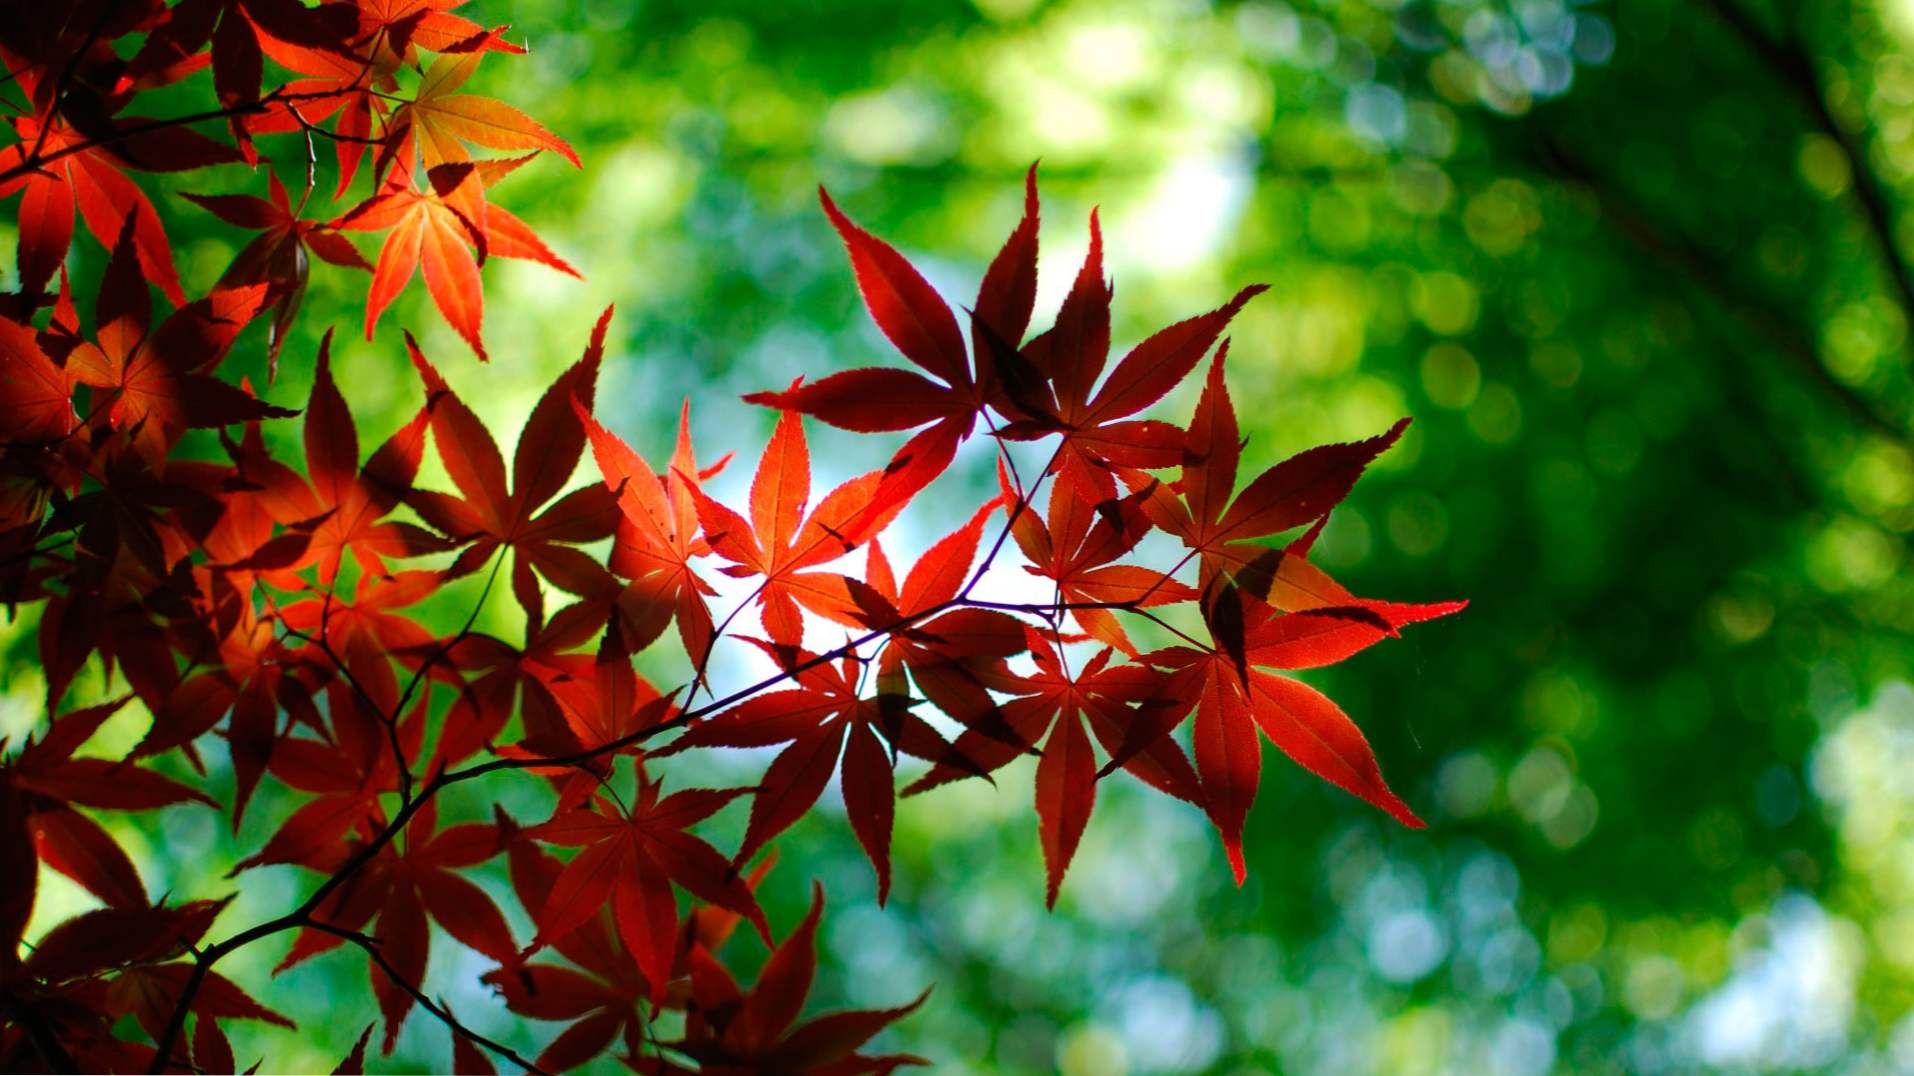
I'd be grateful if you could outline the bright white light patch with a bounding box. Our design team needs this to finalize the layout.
[1126,155,1249,271]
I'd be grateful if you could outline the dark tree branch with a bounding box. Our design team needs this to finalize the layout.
[144,430,1201,1075]
[303,923,548,1076]
[1702,0,1914,352]
[1532,132,1913,449]
[0,85,356,187]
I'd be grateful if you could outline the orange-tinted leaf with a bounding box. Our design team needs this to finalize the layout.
[1246,669,1422,827]
[751,408,810,558]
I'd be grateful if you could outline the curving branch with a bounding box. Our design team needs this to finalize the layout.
[1529,131,1913,449]
[1701,0,1914,335]
[146,443,1195,1073]
[144,425,1208,1074]
[302,923,548,1076]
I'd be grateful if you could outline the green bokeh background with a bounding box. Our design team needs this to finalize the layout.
[12,0,1914,1071]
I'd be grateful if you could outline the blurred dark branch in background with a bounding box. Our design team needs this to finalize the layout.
[1703,0,1914,365]
[1525,134,1822,514]
[1531,130,1910,455]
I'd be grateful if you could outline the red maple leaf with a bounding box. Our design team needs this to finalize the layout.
[580,399,729,681]
[662,640,953,905]
[243,330,444,581]
[684,408,907,648]
[230,677,422,874]
[184,172,372,372]
[336,157,579,359]
[503,620,678,809]
[134,0,358,158]
[903,627,1201,906]
[435,596,609,769]
[0,52,243,305]
[1000,459,1194,655]
[64,218,291,460]
[742,170,1045,518]
[653,883,927,1075]
[523,777,770,1003]
[0,314,78,444]
[1130,583,1460,884]
[274,799,514,1054]
[378,49,579,175]
[859,502,1030,756]
[351,0,524,63]
[4,698,215,912]
[403,325,618,630]
[1128,348,1410,608]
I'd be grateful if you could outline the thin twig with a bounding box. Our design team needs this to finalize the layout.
[302,923,547,1075]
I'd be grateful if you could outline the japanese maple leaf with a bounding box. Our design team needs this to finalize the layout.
[56,432,223,580]
[7,898,255,1073]
[0,64,242,304]
[336,163,488,354]
[484,818,769,1072]
[654,884,927,1075]
[760,169,1263,508]
[197,413,316,592]
[684,408,907,647]
[252,25,391,195]
[461,152,581,269]
[231,679,424,874]
[903,628,1201,906]
[743,169,1045,511]
[508,620,679,810]
[488,901,653,1072]
[3,698,213,910]
[1130,349,1409,608]
[0,2,174,101]
[1007,220,1265,505]
[523,780,770,1003]
[859,501,1031,753]
[16,899,227,983]
[404,325,617,630]
[1132,587,1460,883]
[245,330,444,581]
[184,173,372,373]
[275,799,514,1053]
[34,505,221,708]
[0,314,78,443]
[580,398,728,679]
[247,2,524,188]
[352,0,526,64]
[860,497,999,627]
[107,957,292,1072]
[435,596,609,769]
[1001,459,1194,655]
[64,218,291,459]
[127,587,314,826]
[279,566,442,657]
[337,161,578,358]
[662,641,953,904]
[133,0,358,156]
[378,49,579,175]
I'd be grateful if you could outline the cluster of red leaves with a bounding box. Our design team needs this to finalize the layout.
[0,4,1460,1073]
[1,0,572,365]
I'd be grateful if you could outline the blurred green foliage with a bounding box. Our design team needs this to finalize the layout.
[15,0,1914,1071]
